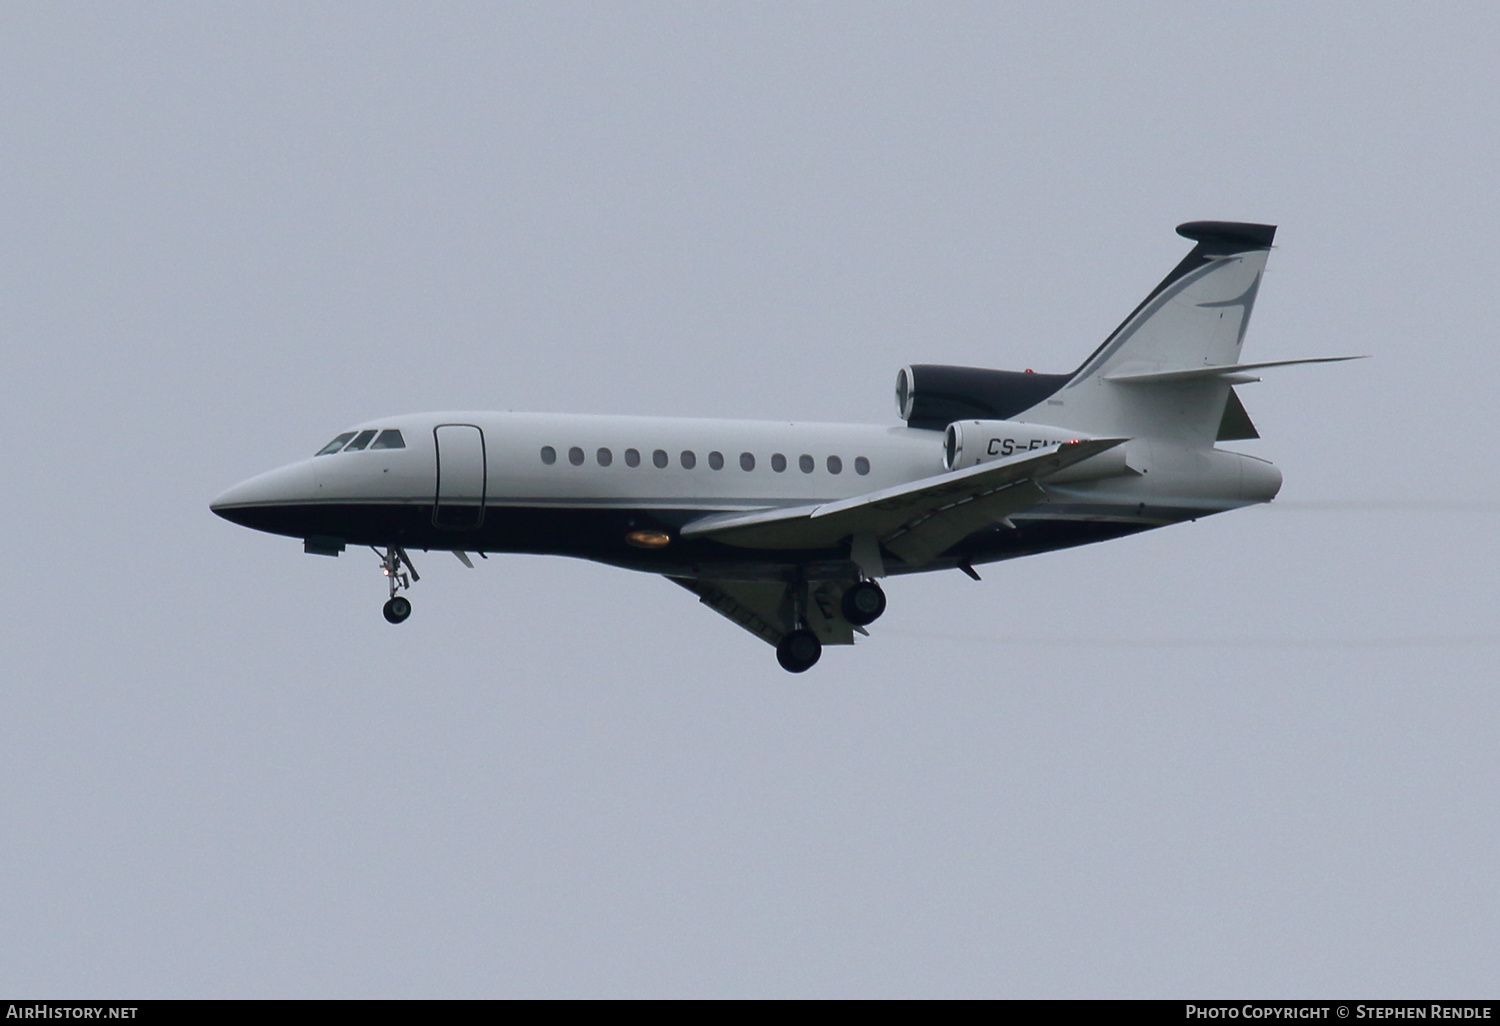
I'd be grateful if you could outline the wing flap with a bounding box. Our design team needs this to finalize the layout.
[883,480,1045,565]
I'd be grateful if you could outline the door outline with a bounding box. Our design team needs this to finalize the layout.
[433,423,486,530]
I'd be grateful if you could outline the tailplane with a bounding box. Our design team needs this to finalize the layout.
[1022,221,1277,445]
[895,222,1362,446]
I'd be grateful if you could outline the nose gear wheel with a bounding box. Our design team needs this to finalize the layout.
[383,596,412,623]
[373,546,419,624]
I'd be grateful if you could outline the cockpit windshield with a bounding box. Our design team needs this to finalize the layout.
[343,429,379,452]
[315,432,357,456]
[315,428,408,456]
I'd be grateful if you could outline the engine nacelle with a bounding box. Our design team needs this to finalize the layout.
[942,419,1130,481]
[895,364,1072,430]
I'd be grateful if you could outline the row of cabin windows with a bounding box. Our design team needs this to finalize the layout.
[540,445,870,476]
[315,429,407,455]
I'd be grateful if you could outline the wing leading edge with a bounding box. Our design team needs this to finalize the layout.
[681,437,1127,565]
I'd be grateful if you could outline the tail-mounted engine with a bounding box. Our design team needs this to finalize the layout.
[943,419,1131,482]
[896,364,1072,431]
[895,364,1131,481]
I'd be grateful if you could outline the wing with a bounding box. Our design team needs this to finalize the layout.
[670,577,857,647]
[681,437,1126,567]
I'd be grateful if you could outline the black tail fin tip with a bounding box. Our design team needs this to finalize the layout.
[1176,221,1277,249]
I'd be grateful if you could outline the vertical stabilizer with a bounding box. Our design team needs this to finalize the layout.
[1021,221,1275,446]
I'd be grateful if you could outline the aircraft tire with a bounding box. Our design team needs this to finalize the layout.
[840,581,887,626]
[383,596,412,624]
[776,629,822,673]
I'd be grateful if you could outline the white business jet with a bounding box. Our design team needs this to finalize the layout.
[211,221,1357,672]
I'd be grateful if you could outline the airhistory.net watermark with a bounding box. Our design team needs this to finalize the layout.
[6,1007,137,1019]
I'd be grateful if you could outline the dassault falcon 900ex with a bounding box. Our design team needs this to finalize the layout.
[211,221,1358,672]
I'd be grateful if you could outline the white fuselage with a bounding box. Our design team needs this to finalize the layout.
[211,410,1280,580]
[215,411,1280,513]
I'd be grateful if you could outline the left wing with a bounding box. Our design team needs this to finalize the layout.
[682,437,1126,567]
[670,577,857,647]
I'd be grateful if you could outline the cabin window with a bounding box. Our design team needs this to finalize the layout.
[653,449,669,469]
[625,448,641,468]
[799,454,814,474]
[855,456,870,475]
[827,455,843,475]
[316,432,356,456]
[569,446,585,466]
[680,450,696,469]
[343,429,378,452]
[597,447,612,467]
[740,452,755,471]
[370,429,406,450]
[540,445,557,465]
[708,451,724,470]
[771,453,787,473]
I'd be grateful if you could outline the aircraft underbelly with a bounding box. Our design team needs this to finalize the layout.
[215,495,1174,579]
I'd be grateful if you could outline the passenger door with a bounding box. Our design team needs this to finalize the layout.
[433,424,486,529]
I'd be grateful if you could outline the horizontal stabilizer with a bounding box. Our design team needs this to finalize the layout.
[1104,356,1366,385]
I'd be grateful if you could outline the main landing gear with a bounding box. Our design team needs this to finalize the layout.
[774,578,889,673]
[840,580,887,627]
[777,574,824,673]
[375,546,419,624]
[777,629,822,673]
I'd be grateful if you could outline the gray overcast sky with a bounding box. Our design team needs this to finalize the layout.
[2,2,1497,998]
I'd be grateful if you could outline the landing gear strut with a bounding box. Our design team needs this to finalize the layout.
[374,546,419,624]
[776,574,823,672]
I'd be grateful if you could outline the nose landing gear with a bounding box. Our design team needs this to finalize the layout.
[374,546,419,624]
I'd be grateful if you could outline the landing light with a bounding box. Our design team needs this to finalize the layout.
[625,530,672,549]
